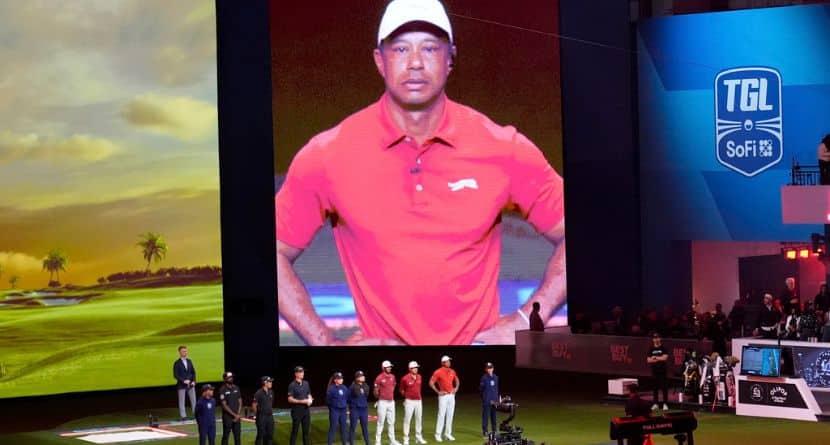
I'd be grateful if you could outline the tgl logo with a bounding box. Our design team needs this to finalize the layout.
[721,78,774,112]
[715,67,783,177]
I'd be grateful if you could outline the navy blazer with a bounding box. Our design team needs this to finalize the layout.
[173,358,197,389]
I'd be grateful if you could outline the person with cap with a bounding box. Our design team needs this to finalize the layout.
[195,383,217,445]
[349,370,371,445]
[252,376,274,445]
[275,0,566,347]
[288,366,313,445]
[327,372,349,445]
[173,345,197,420]
[218,371,242,445]
[429,356,459,442]
[479,363,499,438]
[374,360,401,445]
[646,333,669,411]
[400,361,426,445]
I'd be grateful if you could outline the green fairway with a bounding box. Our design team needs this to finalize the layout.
[0,285,223,398]
[1,393,828,444]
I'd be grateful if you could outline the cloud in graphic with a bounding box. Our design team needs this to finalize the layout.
[121,94,217,141]
[0,131,120,164]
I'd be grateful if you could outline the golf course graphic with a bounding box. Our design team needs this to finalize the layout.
[0,0,223,398]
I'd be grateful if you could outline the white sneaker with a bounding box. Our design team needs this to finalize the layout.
[416,437,427,444]
[651,404,659,411]
[663,403,669,411]
[444,435,455,441]
[434,435,442,443]
[391,441,403,445]
[403,439,409,445]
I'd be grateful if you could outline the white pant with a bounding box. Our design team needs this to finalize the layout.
[435,394,455,437]
[402,399,423,442]
[376,400,397,444]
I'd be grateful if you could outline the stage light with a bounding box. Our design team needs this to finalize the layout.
[799,249,810,259]
[785,250,797,260]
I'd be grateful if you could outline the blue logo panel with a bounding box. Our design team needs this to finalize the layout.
[715,67,783,177]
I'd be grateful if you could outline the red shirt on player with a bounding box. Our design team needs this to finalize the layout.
[400,372,422,400]
[276,95,564,345]
[430,366,457,393]
[374,370,397,401]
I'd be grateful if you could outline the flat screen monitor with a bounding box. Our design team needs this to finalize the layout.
[741,345,781,377]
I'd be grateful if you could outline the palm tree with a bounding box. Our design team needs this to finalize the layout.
[8,275,19,289]
[42,249,69,286]
[137,232,168,274]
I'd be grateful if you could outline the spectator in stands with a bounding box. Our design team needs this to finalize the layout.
[814,283,830,313]
[756,293,781,339]
[640,310,664,338]
[817,133,830,184]
[603,306,629,335]
[822,312,830,343]
[800,300,819,341]
[666,315,685,339]
[570,311,591,334]
[728,296,746,338]
[784,305,802,340]
[781,277,799,316]
[707,304,729,356]
[686,301,701,339]
[529,301,545,331]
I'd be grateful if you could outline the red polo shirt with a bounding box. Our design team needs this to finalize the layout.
[400,373,422,400]
[374,372,396,401]
[276,94,564,345]
[430,367,457,393]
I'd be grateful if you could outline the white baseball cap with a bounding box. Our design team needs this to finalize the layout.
[377,0,453,46]
[440,355,451,363]
[408,361,420,369]
[382,360,393,368]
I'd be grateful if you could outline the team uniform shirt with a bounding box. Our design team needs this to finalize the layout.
[400,373,422,400]
[195,397,216,425]
[276,94,564,345]
[349,382,370,408]
[479,373,499,403]
[288,380,311,409]
[218,384,241,418]
[430,367,457,393]
[254,388,274,421]
[374,373,397,401]
[648,345,668,376]
[327,383,348,409]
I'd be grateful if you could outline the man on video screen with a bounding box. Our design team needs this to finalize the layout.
[275,0,565,346]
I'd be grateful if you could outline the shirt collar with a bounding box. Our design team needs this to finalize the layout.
[378,93,457,150]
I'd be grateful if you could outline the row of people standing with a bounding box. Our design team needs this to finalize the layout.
[176,352,500,445]
[323,356,501,445]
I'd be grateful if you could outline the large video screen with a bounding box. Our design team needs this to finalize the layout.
[637,5,830,308]
[273,0,566,346]
[0,1,223,398]
[638,4,830,242]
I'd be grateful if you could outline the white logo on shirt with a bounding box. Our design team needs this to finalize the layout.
[448,178,478,191]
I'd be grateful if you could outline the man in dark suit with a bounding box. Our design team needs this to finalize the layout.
[173,345,197,420]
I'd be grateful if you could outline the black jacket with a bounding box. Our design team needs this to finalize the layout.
[173,358,196,389]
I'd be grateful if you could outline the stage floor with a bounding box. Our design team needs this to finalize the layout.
[2,392,829,445]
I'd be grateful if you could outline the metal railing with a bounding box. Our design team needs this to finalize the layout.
[790,159,821,185]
